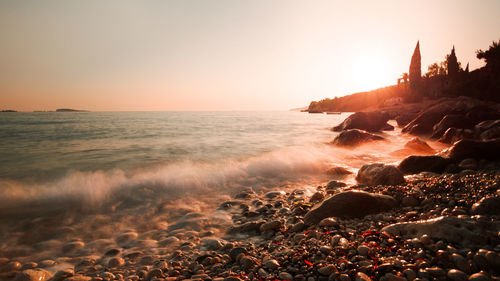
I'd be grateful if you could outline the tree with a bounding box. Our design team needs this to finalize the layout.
[409,41,421,90]
[447,46,459,79]
[477,39,500,72]
[425,62,446,78]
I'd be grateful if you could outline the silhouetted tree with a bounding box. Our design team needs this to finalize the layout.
[477,39,500,72]
[447,46,459,79]
[409,41,422,90]
[425,62,446,78]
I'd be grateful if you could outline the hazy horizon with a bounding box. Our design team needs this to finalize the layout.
[1,0,500,111]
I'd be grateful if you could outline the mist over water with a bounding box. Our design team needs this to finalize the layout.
[0,111,448,263]
[0,111,431,215]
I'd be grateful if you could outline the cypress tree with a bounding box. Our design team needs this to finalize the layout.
[409,41,421,90]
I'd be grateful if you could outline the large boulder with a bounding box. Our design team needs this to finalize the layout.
[404,137,435,154]
[304,190,397,225]
[332,129,385,147]
[402,97,486,136]
[356,163,405,185]
[475,120,500,140]
[438,128,473,144]
[430,114,474,139]
[397,155,452,175]
[471,196,500,216]
[442,139,500,161]
[381,216,500,248]
[333,112,392,132]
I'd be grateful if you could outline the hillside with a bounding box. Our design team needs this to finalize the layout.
[307,85,408,113]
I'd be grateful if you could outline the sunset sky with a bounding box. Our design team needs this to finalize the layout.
[1,0,499,111]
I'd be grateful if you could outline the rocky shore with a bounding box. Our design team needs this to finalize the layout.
[1,96,500,281]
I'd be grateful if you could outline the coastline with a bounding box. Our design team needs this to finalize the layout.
[0,98,499,281]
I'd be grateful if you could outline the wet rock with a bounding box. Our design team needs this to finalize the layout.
[115,231,139,245]
[319,217,339,227]
[108,257,125,268]
[265,191,285,199]
[14,269,52,281]
[381,216,500,247]
[240,256,259,270]
[333,112,392,132]
[228,221,264,235]
[355,272,372,281]
[476,120,500,140]
[326,167,353,176]
[332,129,385,147]
[290,222,305,232]
[318,265,337,276]
[51,269,74,281]
[62,241,85,254]
[398,156,451,175]
[260,220,283,232]
[310,191,325,202]
[431,114,474,139]
[447,269,468,281]
[459,158,478,170]
[404,137,435,154]
[304,190,397,225]
[264,259,280,270]
[356,163,405,185]
[442,139,500,161]
[1,261,21,272]
[201,238,223,250]
[145,268,164,281]
[357,245,370,256]
[468,272,491,281]
[229,247,247,262]
[471,196,500,216]
[340,274,352,281]
[279,272,293,280]
[401,196,420,207]
[62,276,91,281]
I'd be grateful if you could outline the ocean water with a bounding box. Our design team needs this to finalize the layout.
[0,111,417,216]
[0,111,434,262]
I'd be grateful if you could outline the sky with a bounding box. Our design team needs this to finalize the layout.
[1,1,499,111]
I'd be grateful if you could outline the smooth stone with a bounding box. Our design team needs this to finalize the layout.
[61,241,85,253]
[319,218,339,227]
[318,265,336,276]
[290,222,305,232]
[468,272,491,281]
[447,269,468,281]
[279,272,293,280]
[332,129,385,147]
[357,245,370,256]
[264,191,285,199]
[260,220,283,232]
[355,272,372,281]
[398,156,451,175]
[356,163,405,185]
[108,257,125,268]
[471,196,500,216]
[200,238,223,250]
[333,111,391,132]
[340,274,352,281]
[14,269,52,281]
[304,190,396,225]
[264,259,280,270]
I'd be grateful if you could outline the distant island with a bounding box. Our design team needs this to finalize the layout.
[0,110,17,112]
[55,108,89,112]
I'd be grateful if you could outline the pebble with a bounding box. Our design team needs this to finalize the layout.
[279,272,293,280]
[355,272,372,281]
[357,245,370,256]
[14,269,52,281]
[340,274,352,281]
[264,259,280,270]
[319,217,339,227]
[447,269,468,281]
[468,272,491,281]
[260,220,283,232]
[317,265,336,276]
[108,257,125,268]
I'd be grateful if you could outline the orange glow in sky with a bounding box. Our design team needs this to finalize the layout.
[1,0,499,111]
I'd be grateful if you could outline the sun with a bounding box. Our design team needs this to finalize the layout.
[349,53,392,92]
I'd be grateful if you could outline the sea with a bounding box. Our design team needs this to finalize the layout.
[0,110,427,262]
[0,111,414,216]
